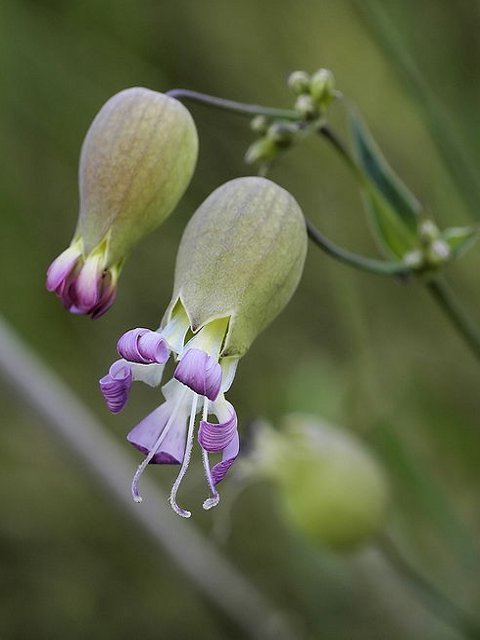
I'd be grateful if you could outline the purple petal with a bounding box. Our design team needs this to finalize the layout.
[174,348,222,400]
[90,270,117,319]
[198,404,237,453]
[211,432,240,485]
[46,246,82,292]
[99,359,132,413]
[74,254,102,312]
[127,402,187,464]
[117,328,169,364]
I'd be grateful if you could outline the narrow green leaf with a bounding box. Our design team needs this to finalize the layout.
[348,106,422,258]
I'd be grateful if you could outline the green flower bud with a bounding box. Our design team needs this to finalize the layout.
[254,415,389,551]
[244,137,278,165]
[287,70,311,95]
[294,94,318,121]
[309,68,335,109]
[250,115,270,134]
[47,87,198,317]
[166,177,307,357]
[418,219,440,245]
[266,121,297,147]
[425,239,451,267]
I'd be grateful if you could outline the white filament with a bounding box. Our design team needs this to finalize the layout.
[131,387,187,503]
[201,397,220,511]
[169,393,199,518]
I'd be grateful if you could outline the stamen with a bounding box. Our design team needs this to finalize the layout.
[169,393,199,518]
[201,398,220,510]
[131,387,187,503]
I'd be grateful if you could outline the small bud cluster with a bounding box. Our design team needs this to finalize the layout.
[245,116,300,166]
[402,217,452,274]
[288,68,336,120]
[245,68,336,168]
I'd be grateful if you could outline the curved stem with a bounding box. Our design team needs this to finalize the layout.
[377,532,480,639]
[427,278,480,361]
[166,89,299,121]
[317,121,480,360]
[306,218,409,277]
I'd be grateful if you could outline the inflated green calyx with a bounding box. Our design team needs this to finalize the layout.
[77,87,198,265]
[167,177,307,357]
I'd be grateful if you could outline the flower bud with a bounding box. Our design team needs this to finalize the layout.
[309,68,335,109]
[250,115,270,134]
[166,177,308,357]
[294,94,318,121]
[254,415,389,551]
[266,122,297,147]
[244,137,278,165]
[287,70,311,95]
[47,87,198,317]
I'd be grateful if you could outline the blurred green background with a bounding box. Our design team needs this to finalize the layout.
[1,0,479,638]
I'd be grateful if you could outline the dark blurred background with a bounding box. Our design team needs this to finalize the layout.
[1,1,479,638]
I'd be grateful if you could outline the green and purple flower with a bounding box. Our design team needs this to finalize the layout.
[100,177,308,517]
[47,87,198,317]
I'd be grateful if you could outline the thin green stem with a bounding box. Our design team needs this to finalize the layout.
[317,122,480,360]
[426,278,480,361]
[166,89,299,120]
[377,532,480,639]
[306,218,409,277]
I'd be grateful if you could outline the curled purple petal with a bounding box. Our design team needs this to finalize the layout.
[174,348,222,400]
[127,402,187,464]
[117,328,169,364]
[211,432,240,485]
[46,246,82,293]
[198,404,237,453]
[99,359,132,413]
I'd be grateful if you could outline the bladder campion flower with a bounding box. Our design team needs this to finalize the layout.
[46,87,198,318]
[100,177,308,517]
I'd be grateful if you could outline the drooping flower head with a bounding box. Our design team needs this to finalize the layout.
[47,87,198,318]
[100,177,308,517]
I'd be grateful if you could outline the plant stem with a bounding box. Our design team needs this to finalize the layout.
[317,122,480,361]
[0,316,300,640]
[306,218,409,277]
[166,89,299,120]
[426,278,480,361]
[377,532,480,639]
[168,86,480,360]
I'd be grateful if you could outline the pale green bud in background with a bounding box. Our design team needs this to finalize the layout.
[250,115,270,135]
[294,94,318,121]
[309,68,336,110]
[287,70,311,95]
[253,415,389,551]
